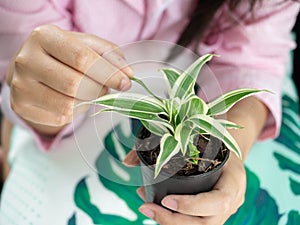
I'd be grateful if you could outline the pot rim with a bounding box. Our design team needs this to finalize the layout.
[136,149,230,181]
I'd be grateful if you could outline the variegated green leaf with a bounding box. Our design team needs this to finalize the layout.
[176,99,190,125]
[95,108,165,121]
[89,106,167,123]
[130,77,163,102]
[175,122,194,155]
[172,54,215,99]
[160,68,181,94]
[208,89,266,115]
[217,119,244,129]
[188,114,242,159]
[165,98,180,124]
[141,120,170,136]
[187,95,209,115]
[155,133,180,178]
[176,95,208,124]
[83,93,166,114]
[188,142,201,164]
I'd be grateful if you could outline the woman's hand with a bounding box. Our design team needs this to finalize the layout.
[124,150,246,225]
[6,24,133,135]
[123,96,268,225]
[137,154,246,225]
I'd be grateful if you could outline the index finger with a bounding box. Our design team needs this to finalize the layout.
[71,31,133,76]
[35,25,132,90]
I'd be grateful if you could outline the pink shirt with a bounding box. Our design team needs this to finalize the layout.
[0,0,299,150]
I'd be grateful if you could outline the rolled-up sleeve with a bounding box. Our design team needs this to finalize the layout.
[198,1,300,140]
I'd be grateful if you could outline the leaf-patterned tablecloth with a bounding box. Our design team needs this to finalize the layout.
[68,70,300,225]
[1,78,299,225]
[68,91,300,224]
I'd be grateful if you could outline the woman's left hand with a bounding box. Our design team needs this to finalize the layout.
[124,152,246,225]
[123,97,268,224]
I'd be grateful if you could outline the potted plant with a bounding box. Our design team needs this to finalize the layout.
[81,54,265,205]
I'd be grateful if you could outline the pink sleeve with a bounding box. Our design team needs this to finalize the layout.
[0,0,77,150]
[198,1,300,140]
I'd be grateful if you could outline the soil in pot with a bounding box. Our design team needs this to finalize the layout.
[135,126,230,205]
[136,126,228,176]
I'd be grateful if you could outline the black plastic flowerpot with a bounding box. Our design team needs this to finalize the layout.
[136,149,230,205]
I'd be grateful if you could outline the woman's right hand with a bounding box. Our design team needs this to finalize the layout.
[6,25,133,136]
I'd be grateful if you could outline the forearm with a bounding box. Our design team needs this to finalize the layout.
[1,116,13,180]
[226,96,269,160]
[214,96,269,223]
[25,120,66,137]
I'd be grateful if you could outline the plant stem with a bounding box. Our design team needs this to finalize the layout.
[188,157,221,165]
[130,77,164,103]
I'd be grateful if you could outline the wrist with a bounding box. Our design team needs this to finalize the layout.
[225,96,268,159]
[25,120,66,137]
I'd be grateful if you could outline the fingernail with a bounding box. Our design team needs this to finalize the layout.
[122,66,133,76]
[136,187,146,201]
[139,206,154,219]
[162,198,178,210]
[122,157,138,167]
[122,159,133,167]
[122,157,132,167]
[119,77,131,91]
[122,150,139,167]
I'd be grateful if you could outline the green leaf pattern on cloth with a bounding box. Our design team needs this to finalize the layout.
[274,95,300,198]
[286,211,300,225]
[69,123,152,224]
[225,168,281,225]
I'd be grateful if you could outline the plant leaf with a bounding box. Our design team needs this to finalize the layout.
[160,68,181,94]
[95,108,164,120]
[140,120,170,136]
[207,89,267,115]
[96,107,174,132]
[189,96,209,115]
[188,114,242,159]
[217,119,244,129]
[80,93,166,114]
[188,142,201,165]
[154,133,180,178]
[165,98,180,124]
[175,99,190,125]
[130,77,163,102]
[176,95,208,124]
[172,54,215,99]
[175,122,194,155]
[186,95,208,115]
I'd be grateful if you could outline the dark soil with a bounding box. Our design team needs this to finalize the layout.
[136,127,228,176]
